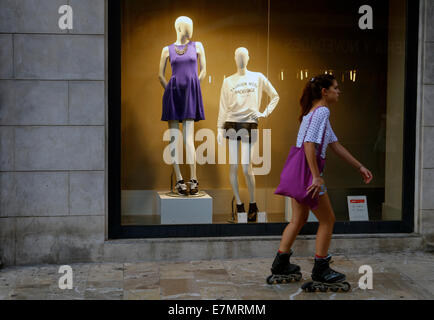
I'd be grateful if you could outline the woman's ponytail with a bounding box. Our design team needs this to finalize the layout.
[299,74,336,122]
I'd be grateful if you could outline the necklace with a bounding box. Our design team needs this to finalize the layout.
[174,42,189,55]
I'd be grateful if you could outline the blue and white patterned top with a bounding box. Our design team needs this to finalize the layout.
[296,106,338,159]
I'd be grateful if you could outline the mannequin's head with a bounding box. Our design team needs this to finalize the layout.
[235,47,249,69]
[174,16,193,39]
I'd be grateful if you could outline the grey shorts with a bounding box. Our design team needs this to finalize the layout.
[319,172,327,196]
[224,122,258,144]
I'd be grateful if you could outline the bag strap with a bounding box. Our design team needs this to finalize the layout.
[302,106,321,141]
[302,106,327,153]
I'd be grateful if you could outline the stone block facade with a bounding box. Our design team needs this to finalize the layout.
[421,0,434,247]
[0,0,105,265]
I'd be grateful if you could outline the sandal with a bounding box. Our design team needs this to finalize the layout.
[175,180,188,195]
[189,179,199,195]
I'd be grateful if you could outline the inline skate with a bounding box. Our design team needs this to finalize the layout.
[266,250,302,284]
[301,255,351,292]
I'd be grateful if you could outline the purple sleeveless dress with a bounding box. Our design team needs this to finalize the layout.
[162,41,205,122]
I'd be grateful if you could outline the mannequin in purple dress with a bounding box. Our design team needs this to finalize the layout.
[158,16,207,195]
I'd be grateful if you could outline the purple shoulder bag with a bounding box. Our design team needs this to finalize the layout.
[274,108,326,210]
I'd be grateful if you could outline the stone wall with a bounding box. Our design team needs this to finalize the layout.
[0,0,106,265]
[421,0,434,248]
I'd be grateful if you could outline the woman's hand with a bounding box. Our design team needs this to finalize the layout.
[359,166,373,184]
[307,177,325,199]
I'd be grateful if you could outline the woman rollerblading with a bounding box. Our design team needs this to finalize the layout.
[271,74,373,292]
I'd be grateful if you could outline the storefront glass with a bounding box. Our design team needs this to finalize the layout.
[119,0,408,228]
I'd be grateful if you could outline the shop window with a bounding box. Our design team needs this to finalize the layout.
[109,0,418,238]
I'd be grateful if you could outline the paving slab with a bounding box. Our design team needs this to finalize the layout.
[0,252,433,300]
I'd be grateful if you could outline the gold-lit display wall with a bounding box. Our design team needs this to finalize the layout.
[121,0,406,224]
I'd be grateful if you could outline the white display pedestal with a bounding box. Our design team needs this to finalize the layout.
[157,191,213,225]
[236,211,267,223]
[285,197,317,222]
[237,212,247,223]
[257,211,267,223]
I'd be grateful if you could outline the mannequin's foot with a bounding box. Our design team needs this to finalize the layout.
[248,202,258,222]
[175,180,188,195]
[236,203,246,213]
[189,179,199,195]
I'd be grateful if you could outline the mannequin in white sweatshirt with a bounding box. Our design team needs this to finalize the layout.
[217,47,279,222]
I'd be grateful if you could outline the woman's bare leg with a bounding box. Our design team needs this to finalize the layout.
[311,193,336,257]
[278,198,309,253]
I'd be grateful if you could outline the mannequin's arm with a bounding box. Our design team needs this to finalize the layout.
[158,47,170,89]
[217,80,228,144]
[217,80,228,129]
[261,75,279,118]
[196,42,207,82]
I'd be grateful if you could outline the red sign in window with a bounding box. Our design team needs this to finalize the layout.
[350,200,365,204]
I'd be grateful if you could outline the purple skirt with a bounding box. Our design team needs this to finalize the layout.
[161,76,205,122]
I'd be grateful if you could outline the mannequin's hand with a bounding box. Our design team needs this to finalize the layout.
[251,111,266,120]
[217,128,225,145]
[359,166,373,184]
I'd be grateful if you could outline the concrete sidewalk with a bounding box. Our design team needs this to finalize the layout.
[0,251,433,300]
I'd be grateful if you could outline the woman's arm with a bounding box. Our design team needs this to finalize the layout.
[329,141,362,169]
[329,141,373,183]
[304,142,324,198]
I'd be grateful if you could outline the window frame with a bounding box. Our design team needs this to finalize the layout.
[108,0,418,239]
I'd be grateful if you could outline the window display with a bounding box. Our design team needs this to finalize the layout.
[119,0,410,231]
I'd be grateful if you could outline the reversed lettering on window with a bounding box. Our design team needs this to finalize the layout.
[359,5,374,30]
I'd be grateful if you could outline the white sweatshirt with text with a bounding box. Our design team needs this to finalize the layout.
[217,71,279,129]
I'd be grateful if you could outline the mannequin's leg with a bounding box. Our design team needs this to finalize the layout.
[242,138,259,222]
[241,139,256,204]
[229,139,242,205]
[168,120,183,182]
[183,120,197,181]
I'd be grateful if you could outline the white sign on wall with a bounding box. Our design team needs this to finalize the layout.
[347,196,369,221]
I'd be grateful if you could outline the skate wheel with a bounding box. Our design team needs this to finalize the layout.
[294,273,302,282]
[341,282,351,292]
[307,286,316,292]
[319,285,328,292]
[330,287,339,292]
[301,282,315,292]
[266,275,274,285]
